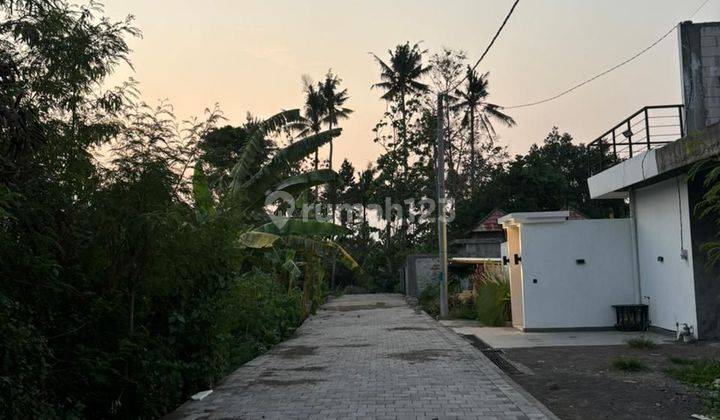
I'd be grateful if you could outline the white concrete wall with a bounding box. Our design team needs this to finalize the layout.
[519,219,636,329]
[634,176,697,335]
[588,149,658,199]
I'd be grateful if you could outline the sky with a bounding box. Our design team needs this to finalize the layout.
[103,0,720,170]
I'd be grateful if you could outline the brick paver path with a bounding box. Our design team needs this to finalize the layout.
[168,294,555,419]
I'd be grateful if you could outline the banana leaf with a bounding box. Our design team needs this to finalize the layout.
[238,231,280,248]
[274,169,340,197]
[242,128,341,197]
[259,109,302,133]
[230,130,266,193]
[254,218,349,237]
[283,235,359,271]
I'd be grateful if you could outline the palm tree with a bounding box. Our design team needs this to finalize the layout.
[297,76,326,173]
[320,70,353,176]
[455,67,515,184]
[319,70,352,216]
[318,70,352,289]
[371,42,431,173]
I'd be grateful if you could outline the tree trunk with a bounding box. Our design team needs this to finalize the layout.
[328,120,338,289]
[313,129,320,201]
[328,120,335,221]
[469,105,476,185]
[399,92,408,250]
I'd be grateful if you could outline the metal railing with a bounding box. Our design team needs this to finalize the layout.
[587,105,684,174]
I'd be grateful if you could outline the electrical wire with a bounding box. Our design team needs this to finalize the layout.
[446,0,520,95]
[504,0,713,110]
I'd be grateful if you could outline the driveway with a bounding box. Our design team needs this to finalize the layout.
[167,294,555,419]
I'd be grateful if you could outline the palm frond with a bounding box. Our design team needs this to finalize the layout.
[484,103,516,127]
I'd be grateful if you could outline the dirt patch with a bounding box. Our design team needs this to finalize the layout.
[274,345,317,359]
[503,342,720,420]
[256,378,325,387]
[387,326,432,331]
[387,349,456,364]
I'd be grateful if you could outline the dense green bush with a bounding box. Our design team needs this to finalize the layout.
[419,284,441,317]
[475,271,511,326]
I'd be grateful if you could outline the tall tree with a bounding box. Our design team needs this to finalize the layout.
[371,42,431,174]
[297,76,326,173]
[455,67,515,185]
[320,70,353,173]
[319,70,352,218]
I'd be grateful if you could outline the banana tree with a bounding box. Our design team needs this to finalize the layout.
[192,109,361,306]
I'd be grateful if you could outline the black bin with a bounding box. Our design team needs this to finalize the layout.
[612,304,649,331]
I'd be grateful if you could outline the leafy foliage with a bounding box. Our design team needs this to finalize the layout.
[0,1,358,418]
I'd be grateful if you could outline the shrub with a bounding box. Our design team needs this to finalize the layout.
[612,357,648,372]
[475,270,511,326]
[626,337,657,349]
[419,284,440,318]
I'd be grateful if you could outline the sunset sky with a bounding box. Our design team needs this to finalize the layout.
[104,0,720,170]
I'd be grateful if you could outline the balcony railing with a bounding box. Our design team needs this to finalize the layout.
[587,105,684,174]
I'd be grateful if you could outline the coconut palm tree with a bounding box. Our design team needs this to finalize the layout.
[320,70,353,175]
[371,42,431,173]
[455,67,515,184]
[296,76,326,172]
[318,70,352,288]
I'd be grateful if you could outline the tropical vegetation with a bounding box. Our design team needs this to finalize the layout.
[1,1,646,417]
[0,1,358,417]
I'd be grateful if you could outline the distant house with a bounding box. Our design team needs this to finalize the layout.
[498,21,720,339]
[405,209,508,297]
[450,208,507,258]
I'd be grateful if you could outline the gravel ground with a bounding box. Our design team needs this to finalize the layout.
[502,341,720,420]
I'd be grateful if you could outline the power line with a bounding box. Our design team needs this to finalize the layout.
[504,0,712,110]
[448,0,520,94]
[690,0,712,18]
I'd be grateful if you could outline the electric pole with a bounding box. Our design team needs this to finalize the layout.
[436,93,449,318]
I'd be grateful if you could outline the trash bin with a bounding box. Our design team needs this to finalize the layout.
[612,304,649,331]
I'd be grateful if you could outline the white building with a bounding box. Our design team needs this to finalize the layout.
[498,21,720,339]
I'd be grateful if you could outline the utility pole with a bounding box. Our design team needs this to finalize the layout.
[436,93,449,318]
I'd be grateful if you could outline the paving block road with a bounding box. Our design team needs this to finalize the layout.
[167,294,556,420]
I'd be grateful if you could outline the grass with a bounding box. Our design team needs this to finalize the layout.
[668,356,693,365]
[665,359,720,415]
[612,357,648,372]
[626,337,657,349]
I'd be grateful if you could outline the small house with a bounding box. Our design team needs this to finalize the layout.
[498,21,720,339]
